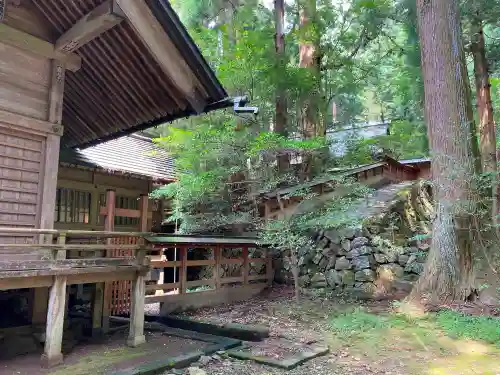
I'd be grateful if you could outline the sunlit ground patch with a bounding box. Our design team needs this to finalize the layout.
[327,307,500,375]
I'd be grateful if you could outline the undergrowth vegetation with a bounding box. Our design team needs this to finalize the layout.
[330,307,500,347]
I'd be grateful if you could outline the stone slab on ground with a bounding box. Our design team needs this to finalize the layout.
[145,315,269,342]
[111,333,241,375]
[226,344,329,370]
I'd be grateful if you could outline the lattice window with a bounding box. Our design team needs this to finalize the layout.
[55,188,92,224]
[99,194,140,226]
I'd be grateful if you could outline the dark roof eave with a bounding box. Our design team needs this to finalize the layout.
[74,97,235,150]
[148,0,227,100]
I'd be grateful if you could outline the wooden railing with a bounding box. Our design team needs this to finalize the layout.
[0,228,153,278]
[143,236,273,314]
[262,156,420,221]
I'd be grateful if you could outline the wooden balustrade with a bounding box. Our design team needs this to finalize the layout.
[143,238,273,314]
[0,227,153,280]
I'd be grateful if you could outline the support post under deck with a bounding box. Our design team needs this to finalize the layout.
[41,275,67,367]
[127,274,146,347]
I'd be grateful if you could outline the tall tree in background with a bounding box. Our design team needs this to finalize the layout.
[412,0,477,302]
[471,20,496,173]
[298,0,322,139]
[462,0,500,230]
[275,0,289,171]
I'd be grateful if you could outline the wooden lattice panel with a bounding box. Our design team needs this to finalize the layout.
[108,236,136,315]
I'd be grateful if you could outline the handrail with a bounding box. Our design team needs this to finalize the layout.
[0,227,153,238]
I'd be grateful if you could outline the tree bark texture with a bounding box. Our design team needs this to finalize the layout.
[471,20,497,173]
[412,0,477,302]
[275,0,289,171]
[471,19,500,231]
[298,0,323,139]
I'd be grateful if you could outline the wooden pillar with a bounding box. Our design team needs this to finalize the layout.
[127,194,148,347]
[41,276,67,367]
[91,283,105,337]
[98,189,116,334]
[127,273,146,347]
[33,61,65,329]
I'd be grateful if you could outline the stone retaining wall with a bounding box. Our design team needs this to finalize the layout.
[290,227,429,295]
[274,182,433,297]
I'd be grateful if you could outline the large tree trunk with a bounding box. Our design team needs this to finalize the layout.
[299,0,322,139]
[298,0,322,181]
[275,0,289,172]
[472,20,496,172]
[471,19,500,230]
[412,0,477,303]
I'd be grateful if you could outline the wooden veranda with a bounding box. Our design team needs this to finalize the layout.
[0,223,273,368]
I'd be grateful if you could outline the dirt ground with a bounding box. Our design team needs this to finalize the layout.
[0,329,207,375]
[0,286,498,375]
[179,286,500,375]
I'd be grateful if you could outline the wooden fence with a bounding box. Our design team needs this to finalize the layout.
[144,236,273,314]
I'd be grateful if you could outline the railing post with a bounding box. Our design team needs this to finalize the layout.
[180,246,187,294]
[137,195,149,265]
[55,232,66,260]
[265,248,273,287]
[214,245,221,290]
[242,246,249,285]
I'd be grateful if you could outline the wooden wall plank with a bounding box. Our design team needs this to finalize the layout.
[0,42,50,120]
[3,0,56,41]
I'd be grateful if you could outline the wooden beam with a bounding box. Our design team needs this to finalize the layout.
[0,23,81,71]
[115,0,205,113]
[55,0,125,53]
[0,109,64,136]
[48,61,65,125]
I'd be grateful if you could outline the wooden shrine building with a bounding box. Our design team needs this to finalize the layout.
[0,0,233,367]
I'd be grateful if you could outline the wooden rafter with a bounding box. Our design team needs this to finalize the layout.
[115,0,206,113]
[55,0,125,53]
[0,23,81,71]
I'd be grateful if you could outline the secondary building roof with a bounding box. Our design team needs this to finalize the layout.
[59,134,175,182]
[21,0,231,148]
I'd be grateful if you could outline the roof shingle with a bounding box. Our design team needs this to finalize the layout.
[59,134,175,181]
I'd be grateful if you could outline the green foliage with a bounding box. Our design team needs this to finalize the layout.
[151,0,430,241]
[259,176,372,253]
[340,120,428,166]
[435,310,500,346]
[330,307,393,339]
[331,307,500,347]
